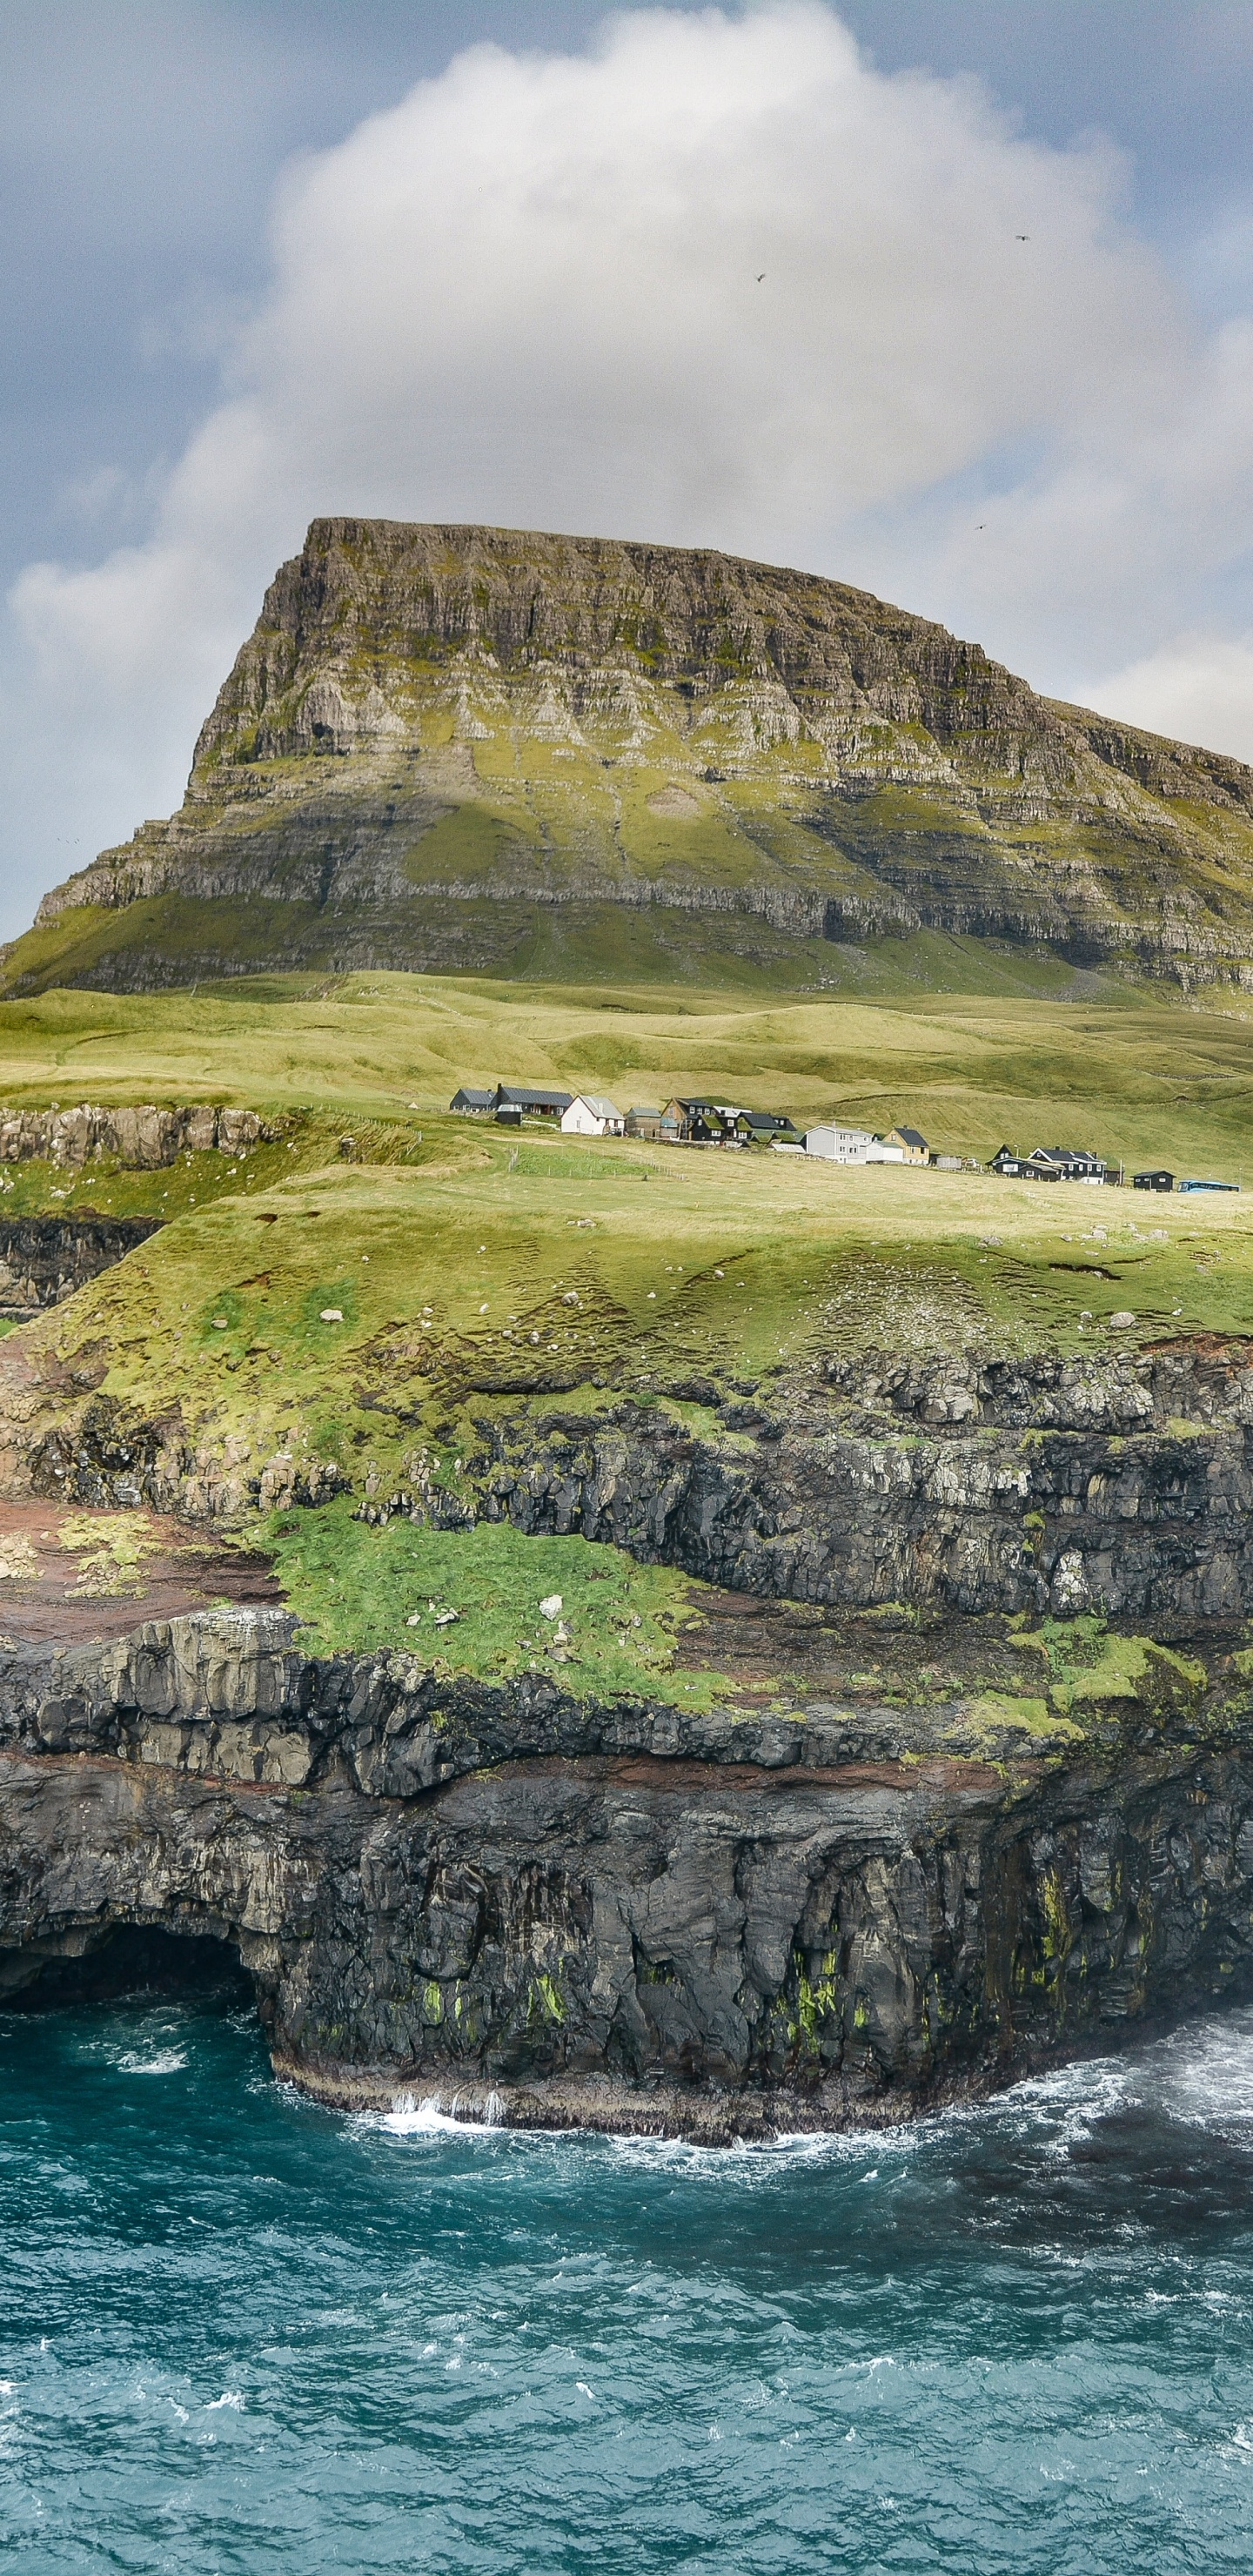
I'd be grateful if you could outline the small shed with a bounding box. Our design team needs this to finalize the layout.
[1132,1170,1175,1192]
[561,1095,625,1137]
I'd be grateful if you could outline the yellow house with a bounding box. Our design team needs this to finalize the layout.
[885,1125,930,1166]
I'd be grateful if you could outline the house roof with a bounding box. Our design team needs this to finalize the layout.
[740,1110,797,1130]
[572,1095,621,1120]
[892,1126,929,1149]
[1030,1145,1102,1164]
[450,1086,494,1108]
[496,1083,573,1109]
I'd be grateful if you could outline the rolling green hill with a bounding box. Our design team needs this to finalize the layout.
[10,518,1253,997]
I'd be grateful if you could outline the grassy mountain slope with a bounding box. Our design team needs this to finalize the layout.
[10,520,1253,996]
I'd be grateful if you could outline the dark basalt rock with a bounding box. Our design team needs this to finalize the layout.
[0,1215,164,1318]
[2,1608,1252,2139]
[463,1348,1253,1624]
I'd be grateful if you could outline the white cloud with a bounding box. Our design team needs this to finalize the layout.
[3,0,1252,936]
[1084,634,1253,765]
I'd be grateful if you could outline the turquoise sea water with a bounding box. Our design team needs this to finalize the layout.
[3,1989,1253,2573]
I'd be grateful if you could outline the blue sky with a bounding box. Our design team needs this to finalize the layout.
[3,1,1253,930]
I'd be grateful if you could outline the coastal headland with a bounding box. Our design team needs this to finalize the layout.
[3,520,1253,2132]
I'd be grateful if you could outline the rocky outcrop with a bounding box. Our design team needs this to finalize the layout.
[0,1103,273,1168]
[469,1349,1253,1624]
[0,1215,164,1316]
[1,1608,1250,2137]
[10,520,1253,996]
[18,1341,1253,1625]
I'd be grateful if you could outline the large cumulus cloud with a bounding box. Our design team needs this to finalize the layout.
[3,2,1250,931]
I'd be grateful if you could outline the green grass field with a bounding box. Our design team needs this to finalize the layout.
[265,1503,727,1706]
[3,963,1251,1678]
[0,966,1250,1182]
[10,1117,1253,1515]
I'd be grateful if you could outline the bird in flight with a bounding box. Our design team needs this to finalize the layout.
[756,272,766,282]
[1015,233,1029,241]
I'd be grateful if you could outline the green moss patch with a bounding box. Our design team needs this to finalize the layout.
[961,1690,1083,1746]
[264,1499,733,1707]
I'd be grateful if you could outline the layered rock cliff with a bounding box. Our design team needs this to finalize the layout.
[3,1608,1252,2138]
[5,1316,1253,2139]
[23,1342,1253,1629]
[10,520,1253,995]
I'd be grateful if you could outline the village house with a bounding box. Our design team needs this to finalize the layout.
[804,1124,877,1163]
[735,1110,802,1145]
[449,1083,574,1122]
[560,1094,625,1137]
[885,1124,930,1165]
[494,1083,573,1122]
[661,1098,734,1143]
[992,1144,1110,1184]
[625,1106,667,1139]
[804,1126,909,1164]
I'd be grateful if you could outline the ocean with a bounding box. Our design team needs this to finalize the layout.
[3,1985,1253,2573]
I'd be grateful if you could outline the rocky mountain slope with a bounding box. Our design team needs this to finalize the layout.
[10,518,1253,996]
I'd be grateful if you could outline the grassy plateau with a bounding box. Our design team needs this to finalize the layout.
[1,965,1251,1705]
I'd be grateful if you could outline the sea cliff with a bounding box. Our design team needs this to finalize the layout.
[2,1606,1251,2138]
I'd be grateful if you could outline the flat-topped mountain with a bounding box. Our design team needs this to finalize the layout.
[10,516,1253,995]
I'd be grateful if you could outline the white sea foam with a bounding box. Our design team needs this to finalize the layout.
[354,2004,1253,2165]
[205,2392,244,2412]
[373,2090,491,2137]
[117,2049,187,2076]
[1133,2005,1253,2136]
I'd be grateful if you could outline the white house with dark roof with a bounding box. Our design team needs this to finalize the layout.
[561,1094,625,1137]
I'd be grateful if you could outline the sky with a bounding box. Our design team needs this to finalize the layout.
[3,0,1253,936]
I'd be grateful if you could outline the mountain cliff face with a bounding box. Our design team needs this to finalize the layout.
[10,518,1253,995]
